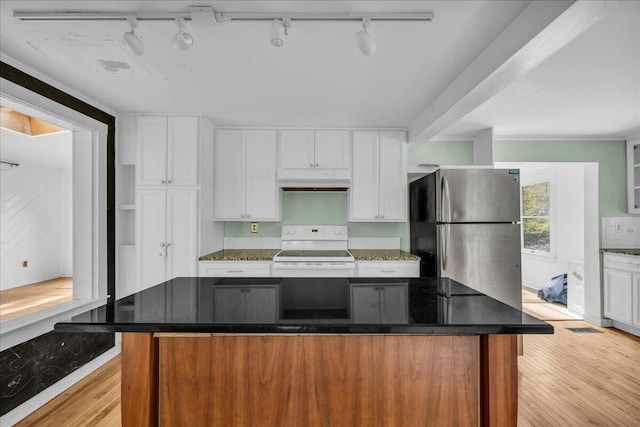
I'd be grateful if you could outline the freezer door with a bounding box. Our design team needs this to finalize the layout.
[437,169,521,223]
[437,223,522,309]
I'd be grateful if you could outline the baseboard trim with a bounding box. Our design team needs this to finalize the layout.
[0,346,121,426]
[582,314,614,327]
[610,321,640,337]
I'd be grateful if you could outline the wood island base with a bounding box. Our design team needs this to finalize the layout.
[121,333,517,427]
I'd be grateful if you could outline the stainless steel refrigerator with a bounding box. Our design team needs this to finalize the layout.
[409,169,522,309]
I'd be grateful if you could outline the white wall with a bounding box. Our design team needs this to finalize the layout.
[520,164,586,289]
[0,129,72,290]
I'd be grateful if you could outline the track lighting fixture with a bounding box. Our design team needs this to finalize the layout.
[355,18,376,56]
[15,9,434,56]
[271,18,291,47]
[123,17,144,56]
[172,18,194,51]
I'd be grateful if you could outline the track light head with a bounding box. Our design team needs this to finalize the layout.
[123,17,144,56]
[172,18,194,51]
[271,18,290,47]
[355,18,376,56]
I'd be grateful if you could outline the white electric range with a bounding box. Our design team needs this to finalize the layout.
[272,225,355,277]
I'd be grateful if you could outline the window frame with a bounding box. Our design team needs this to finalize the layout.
[521,169,556,259]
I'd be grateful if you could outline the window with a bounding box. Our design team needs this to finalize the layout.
[522,178,553,255]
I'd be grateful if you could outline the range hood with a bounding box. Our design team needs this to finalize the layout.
[277,169,351,191]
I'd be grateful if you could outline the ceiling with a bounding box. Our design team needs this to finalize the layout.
[0,1,638,142]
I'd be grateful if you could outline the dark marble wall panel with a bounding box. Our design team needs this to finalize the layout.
[0,331,114,415]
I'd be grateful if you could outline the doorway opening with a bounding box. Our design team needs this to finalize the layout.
[0,105,74,321]
[496,161,599,321]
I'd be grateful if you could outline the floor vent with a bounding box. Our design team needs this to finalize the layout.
[565,327,602,333]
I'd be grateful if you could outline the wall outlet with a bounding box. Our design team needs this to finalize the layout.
[22,260,28,268]
[250,222,258,233]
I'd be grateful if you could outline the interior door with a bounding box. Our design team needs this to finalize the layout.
[438,223,522,308]
[137,189,167,290]
[438,169,521,223]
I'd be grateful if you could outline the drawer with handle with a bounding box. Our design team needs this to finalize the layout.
[199,261,272,277]
[603,253,640,273]
[356,261,419,278]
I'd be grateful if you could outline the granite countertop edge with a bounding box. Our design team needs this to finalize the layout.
[199,249,420,262]
[601,248,640,256]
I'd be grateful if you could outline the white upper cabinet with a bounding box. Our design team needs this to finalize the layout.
[350,130,407,221]
[137,116,199,186]
[214,129,280,221]
[279,129,349,169]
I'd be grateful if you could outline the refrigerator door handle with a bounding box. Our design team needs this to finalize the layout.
[441,223,449,271]
[441,175,451,223]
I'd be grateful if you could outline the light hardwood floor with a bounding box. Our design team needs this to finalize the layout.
[522,288,580,321]
[15,321,640,426]
[0,277,73,322]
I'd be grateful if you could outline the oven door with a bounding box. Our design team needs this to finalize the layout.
[272,261,356,277]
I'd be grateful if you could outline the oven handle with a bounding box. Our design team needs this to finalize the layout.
[273,262,355,270]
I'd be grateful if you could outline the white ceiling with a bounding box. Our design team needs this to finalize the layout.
[0,1,638,141]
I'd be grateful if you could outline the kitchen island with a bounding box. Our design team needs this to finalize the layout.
[56,277,552,427]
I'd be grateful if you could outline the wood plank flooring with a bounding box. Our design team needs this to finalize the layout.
[522,288,580,321]
[0,277,73,322]
[15,321,640,427]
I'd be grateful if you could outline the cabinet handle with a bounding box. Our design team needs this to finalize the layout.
[245,288,251,293]
[161,180,166,184]
[380,270,396,273]
[380,215,384,219]
[309,163,314,168]
[167,180,172,184]
[227,270,244,273]
[246,214,251,218]
[315,163,319,167]
[165,243,172,247]
[160,243,166,247]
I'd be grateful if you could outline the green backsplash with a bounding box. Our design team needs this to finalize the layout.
[224,140,630,249]
[224,192,412,250]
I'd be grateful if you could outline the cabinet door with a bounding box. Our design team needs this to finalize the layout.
[633,273,640,327]
[379,131,407,221]
[604,268,633,323]
[315,130,349,169]
[350,131,380,221]
[166,189,198,280]
[380,285,408,324]
[137,189,167,290]
[351,285,381,323]
[167,116,199,186]
[245,130,279,220]
[214,130,246,219]
[213,287,245,323]
[245,286,278,323]
[279,130,314,169]
[138,116,168,185]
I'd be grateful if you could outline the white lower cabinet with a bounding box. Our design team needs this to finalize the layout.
[603,253,640,328]
[199,261,272,277]
[137,188,198,292]
[356,261,419,278]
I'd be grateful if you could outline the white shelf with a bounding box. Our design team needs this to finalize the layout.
[119,244,135,250]
[119,204,135,210]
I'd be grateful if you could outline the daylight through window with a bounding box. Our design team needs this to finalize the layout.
[522,181,551,253]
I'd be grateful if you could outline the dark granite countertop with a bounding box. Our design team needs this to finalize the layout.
[55,277,553,336]
[350,250,420,261]
[602,249,640,256]
[199,249,280,261]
